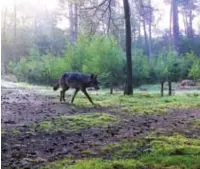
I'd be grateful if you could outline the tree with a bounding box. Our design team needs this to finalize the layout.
[172,0,180,53]
[123,0,133,95]
[154,51,181,96]
[188,56,200,81]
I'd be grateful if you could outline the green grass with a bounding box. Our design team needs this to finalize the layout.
[33,113,119,132]
[73,92,200,115]
[40,134,200,169]
[192,119,200,129]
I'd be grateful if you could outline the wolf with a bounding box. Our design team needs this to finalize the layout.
[53,72,100,105]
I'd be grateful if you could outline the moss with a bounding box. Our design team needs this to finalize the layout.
[40,134,200,169]
[39,158,74,169]
[34,113,119,132]
[193,119,200,129]
[11,129,20,135]
[90,93,200,115]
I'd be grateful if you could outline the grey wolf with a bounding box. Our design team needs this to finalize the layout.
[53,72,100,105]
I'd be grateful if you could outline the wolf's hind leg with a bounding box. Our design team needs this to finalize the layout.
[60,90,64,102]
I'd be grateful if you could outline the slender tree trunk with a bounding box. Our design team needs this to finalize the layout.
[74,2,78,42]
[161,81,164,97]
[168,81,172,96]
[2,8,7,41]
[170,1,173,49]
[12,0,17,64]
[182,12,188,36]
[188,5,193,38]
[123,0,133,95]
[110,85,113,94]
[2,8,8,73]
[68,2,75,45]
[148,21,152,59]
[14,0,17,44]
[172,0,180,54]
[148,0,152,59]
[142,20,149,58]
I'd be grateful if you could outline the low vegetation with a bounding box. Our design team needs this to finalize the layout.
[33,113,119,132]
[73,92,200,115]
[8,36,200,91]
[40,134,200,169]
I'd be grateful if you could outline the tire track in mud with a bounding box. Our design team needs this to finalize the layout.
[1,87,200,168]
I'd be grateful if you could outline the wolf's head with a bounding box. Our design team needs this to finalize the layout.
[89,74,100,90]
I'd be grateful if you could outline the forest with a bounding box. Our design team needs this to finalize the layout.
[1,0,200,168]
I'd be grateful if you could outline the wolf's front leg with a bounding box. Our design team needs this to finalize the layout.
[82,89,94,105]
[62,87,69,102]
[71,89,79,103]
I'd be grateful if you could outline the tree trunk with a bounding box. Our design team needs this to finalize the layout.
[161,81,164,97]
[182,12,188,36]
[172,0,180,54]
[188,4,193,39]
[2,8,7,42]
[13,0,17,63]
[68,2,77,45]
[14,0,17,43]
[148,22,152,59]
[110,85,113,94]
[168,81,172,96]
[123,0,133,95]
[142,19,149,58]
[170,1,173,49]
[74,2,78,42]
[148,0,152,59]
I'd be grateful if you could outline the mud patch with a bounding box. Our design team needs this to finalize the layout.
[1,85,200,168]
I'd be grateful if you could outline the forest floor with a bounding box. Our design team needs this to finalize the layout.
[1,80,200,169]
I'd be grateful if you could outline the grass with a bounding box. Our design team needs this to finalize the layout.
[73,92,200,115]
[40,134,200,169]
[33,113,119,132]
[2,80,200,168]
[192,119,200,129]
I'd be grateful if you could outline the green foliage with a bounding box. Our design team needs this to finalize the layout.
[132,50,150,85]
[65,35,125,87]
[14,48,70,84]
[153,51,183,82]
[14,36,125,86]
[189,57,200,81]
[13,37,199,86]
[7,61,15,73]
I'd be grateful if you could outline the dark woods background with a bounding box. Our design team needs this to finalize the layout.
[1,0,200,89]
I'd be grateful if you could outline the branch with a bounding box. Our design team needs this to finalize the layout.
[107,0,112,34]
[80,0,108,10]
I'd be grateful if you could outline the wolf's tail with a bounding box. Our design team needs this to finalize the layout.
[53,81,60,91]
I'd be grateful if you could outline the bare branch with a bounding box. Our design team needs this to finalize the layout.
[80,0,108,10]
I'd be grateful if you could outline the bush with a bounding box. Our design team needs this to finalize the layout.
[132,49,150,86]
[14,48,70,84]
[189,57,200,81]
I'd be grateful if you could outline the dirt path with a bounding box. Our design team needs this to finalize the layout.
[1,85,200,168]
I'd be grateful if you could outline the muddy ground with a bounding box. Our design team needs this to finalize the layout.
[1,85,200,169]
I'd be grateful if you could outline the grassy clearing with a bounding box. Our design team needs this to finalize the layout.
[74,92,200,115]
[33,113,119,132]
[40,134,200,169]
[2,80,200,115]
